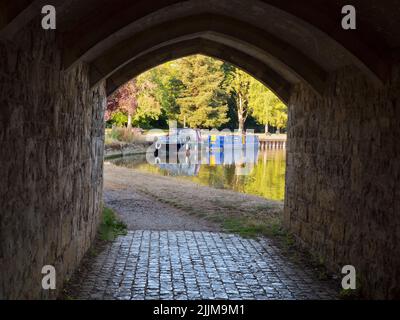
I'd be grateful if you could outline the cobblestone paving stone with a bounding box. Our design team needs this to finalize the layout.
[75,231,337,300]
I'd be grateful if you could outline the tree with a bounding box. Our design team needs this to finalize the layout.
[145,61,185,122]
[107,79,138,128]
[106,55,287,132]
[134,71,162,126]
[176,55,229,128]
[228,68,252,134]
[248,79,277,134]
[270,101,288,133]
[224,66,288,135]
[106,71,167,128]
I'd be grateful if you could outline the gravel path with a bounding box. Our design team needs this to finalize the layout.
[103,180,218,231]
[103,162,283,229]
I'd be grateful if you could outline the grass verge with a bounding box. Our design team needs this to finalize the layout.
[222,215,285,239]
[99,206,128,241]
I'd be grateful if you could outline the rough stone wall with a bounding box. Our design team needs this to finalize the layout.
[0,21,106,299]
[284,66,400,299]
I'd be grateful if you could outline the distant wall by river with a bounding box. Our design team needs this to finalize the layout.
[104,142,151,158]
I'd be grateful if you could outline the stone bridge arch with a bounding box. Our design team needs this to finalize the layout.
[105,38,292,103]
[0,0,399,299]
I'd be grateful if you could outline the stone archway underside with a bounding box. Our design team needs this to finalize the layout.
[2,0,397,92]
[0,0,399,299]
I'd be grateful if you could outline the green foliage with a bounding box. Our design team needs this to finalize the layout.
[249,80,287,132]
[135,71,163,123]
[227,68,253,132]
[248,79,275,131]
[270,101,288,131]
[100,207,127,241]
[106,54,287,131]
[176,55,229,128]
[109,111,128,127]
[222,64,288,133]
[146,61,184,121]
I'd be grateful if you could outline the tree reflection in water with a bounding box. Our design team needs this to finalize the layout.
[111,149,286,201]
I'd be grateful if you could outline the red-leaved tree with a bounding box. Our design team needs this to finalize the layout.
[106,79,139,128]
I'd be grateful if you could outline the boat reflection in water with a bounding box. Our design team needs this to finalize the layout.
[155,146,258,177]
[153,134,260,177]
[111,134,285,201]
[157,162,201,177]
[111,147,285,201]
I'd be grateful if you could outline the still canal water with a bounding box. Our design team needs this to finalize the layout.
[110,149,286,201]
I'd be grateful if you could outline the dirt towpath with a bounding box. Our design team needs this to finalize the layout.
[103,162,283,232]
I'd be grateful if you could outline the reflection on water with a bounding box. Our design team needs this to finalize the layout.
[110,150,286,201]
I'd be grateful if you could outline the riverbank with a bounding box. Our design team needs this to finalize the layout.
[104,127,154,158]
[104,162,284,238]
[104,141,151,158]
[103,129,287,159]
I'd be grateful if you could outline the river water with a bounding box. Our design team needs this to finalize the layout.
[110,149,286,201]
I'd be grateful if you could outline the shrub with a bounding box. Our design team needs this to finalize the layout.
[105,127,147,145]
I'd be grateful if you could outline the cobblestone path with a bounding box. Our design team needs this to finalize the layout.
[74,230,337,300]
